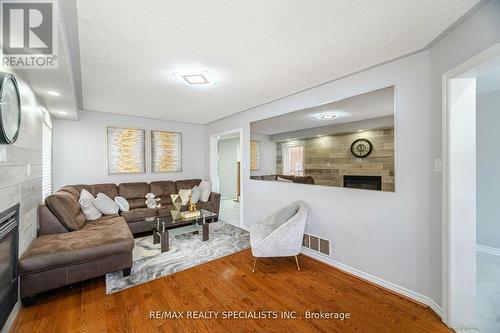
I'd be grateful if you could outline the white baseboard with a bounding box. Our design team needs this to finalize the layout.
[452,327,479,333]
[300,247,442,318]
[476,244,500,257]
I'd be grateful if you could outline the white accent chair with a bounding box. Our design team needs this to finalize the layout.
[249,201,308,271]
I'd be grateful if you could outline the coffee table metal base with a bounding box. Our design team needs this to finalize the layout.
[153,222,210,253]
[153,230,169,252]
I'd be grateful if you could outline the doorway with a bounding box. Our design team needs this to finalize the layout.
[443,43,500,332]
[210,129,242,228]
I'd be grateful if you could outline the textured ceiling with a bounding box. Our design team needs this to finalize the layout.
[77,0,478,124]
[251,86,394,135]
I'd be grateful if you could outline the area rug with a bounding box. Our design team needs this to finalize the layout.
[105,221,250,294]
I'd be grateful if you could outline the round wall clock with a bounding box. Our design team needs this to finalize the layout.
[350,138,373,158]
[0,73,21,144]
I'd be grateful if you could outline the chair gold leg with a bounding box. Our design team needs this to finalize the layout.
[295,255,300,271]
[252,257,258,272]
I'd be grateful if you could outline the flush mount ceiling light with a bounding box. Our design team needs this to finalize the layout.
[47,91,60,96]
[172,71,215,86]
[317,112,338,120]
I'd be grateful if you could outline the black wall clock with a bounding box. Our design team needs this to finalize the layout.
[0,73,21,144]
[350,138,373,158]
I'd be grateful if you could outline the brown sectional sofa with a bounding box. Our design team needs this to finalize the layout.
[19,179,220,306]
[251,174,315,184]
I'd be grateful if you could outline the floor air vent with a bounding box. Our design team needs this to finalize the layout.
[303,234,330,255]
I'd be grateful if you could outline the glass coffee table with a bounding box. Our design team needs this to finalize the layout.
[146,209,218,253]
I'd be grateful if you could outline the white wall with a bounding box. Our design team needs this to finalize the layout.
[448,78,476,326]
[53,110,205,189]
[218,137,239,199]
[477,89,500,249]
[205,51,436,303]
[428,0,500,309]
[204,2,500,309]
[250,133,276,175]
[0,71,48,332]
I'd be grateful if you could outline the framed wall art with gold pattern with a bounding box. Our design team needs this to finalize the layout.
[151,130,182,172]
[106,127,146,174]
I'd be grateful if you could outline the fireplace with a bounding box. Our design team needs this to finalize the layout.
[343,175,382,191]
[0,204,19,330]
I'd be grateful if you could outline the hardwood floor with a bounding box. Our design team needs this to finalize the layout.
[10,250,451,333]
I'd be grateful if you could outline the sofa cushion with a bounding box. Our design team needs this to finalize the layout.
[277,175,295,182]
[195,201,212,211]
[175,179,202,193]
[119,182,149,209]
[38,205,69,235]
[150,181,176,206]
[120,207,156,223]
[156,204,175,217]
[293,176,315,184]
[45,190,86,231]
[72,183,118,199]
[19,216,133,274]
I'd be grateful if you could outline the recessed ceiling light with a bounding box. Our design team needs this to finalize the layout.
[173,71,215,86]
[318,112,338,120]
[358,129,364,132]
[47,91,60,96]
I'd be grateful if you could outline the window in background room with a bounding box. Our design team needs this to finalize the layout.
[283,144,304,176]
[42,111,53,199]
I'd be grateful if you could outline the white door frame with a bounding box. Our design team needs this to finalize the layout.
[442,41,500,329]
[209,128,244,228]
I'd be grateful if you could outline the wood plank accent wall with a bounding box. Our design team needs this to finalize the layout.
[0,75,46,255]
[276,129,394,191]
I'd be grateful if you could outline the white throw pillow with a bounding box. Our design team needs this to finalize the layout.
[191,186,201,203]
[78,189,102,221]
[79,198,102,221]
[277,177,293,183]
[94,193,119,215]
[178,189,192,205]
[114,196,129,212]
[199,180,211,202]
[80,188,94,201]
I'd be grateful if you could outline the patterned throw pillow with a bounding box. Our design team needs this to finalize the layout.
[199,180,211,202]
[178,189,192,205]
[78,189,102,221]
[191,186,202,203]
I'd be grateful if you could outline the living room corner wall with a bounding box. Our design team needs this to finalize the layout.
[0,70,47,332]
[52,110,206,190]
[0,72,45,255]
[203,0,500,311]
[427,0,500,308]
[204,50,435,304]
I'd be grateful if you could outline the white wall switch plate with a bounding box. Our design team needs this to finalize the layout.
[434,158,442,172]
[27,163,31,176]
[0,146,6,162]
